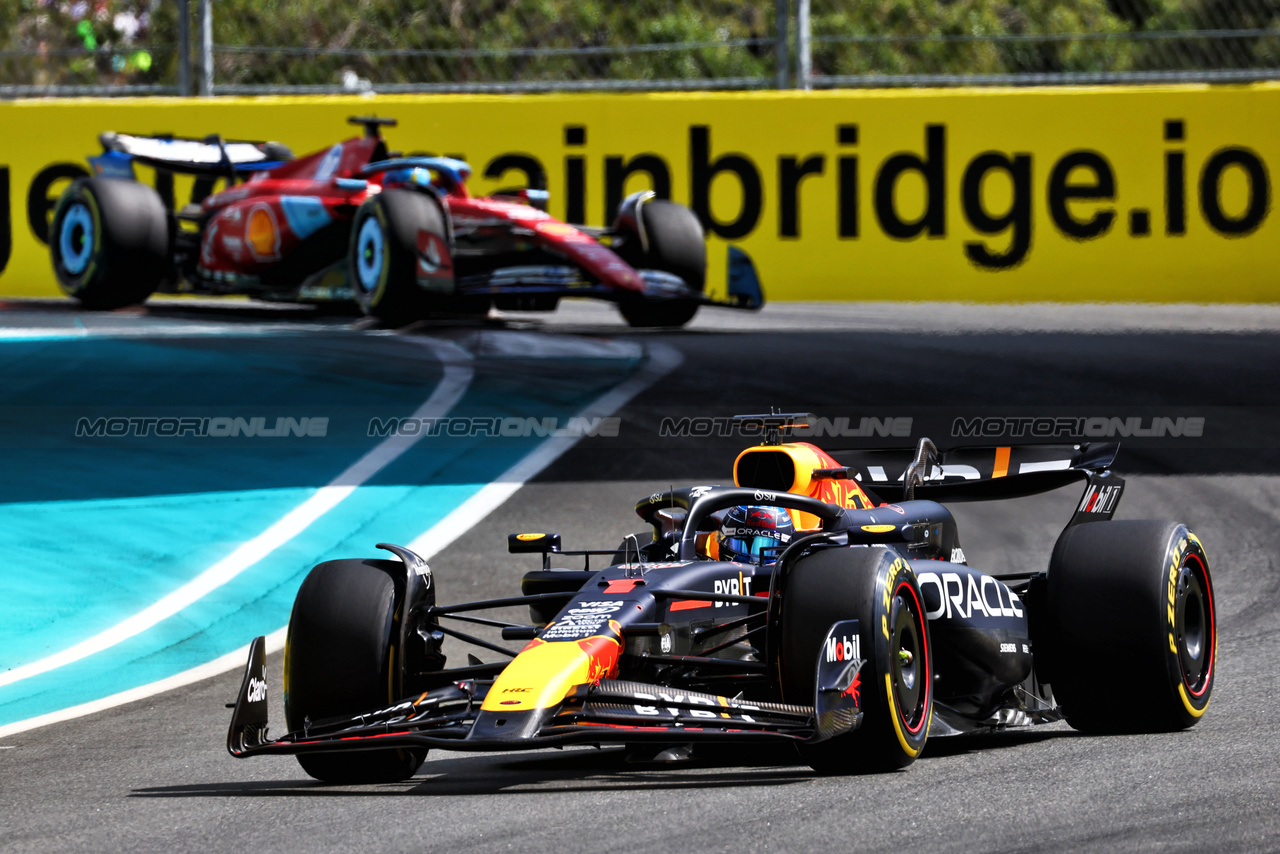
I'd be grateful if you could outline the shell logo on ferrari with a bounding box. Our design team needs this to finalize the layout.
[536,221,583,239]
[246,205,280,260]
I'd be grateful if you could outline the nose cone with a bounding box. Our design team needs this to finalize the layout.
[481,635,621,714]
[469,633,621,743]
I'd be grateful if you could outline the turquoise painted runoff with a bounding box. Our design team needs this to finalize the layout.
[0,332,640,728]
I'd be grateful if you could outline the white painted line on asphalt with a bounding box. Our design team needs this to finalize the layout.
[406,341,683,560]
[0,628,288,741]
[0,341,682,739]
[0,337,475,692]
[0,325,362,340]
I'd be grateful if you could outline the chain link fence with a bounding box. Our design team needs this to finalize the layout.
[800,0,1280,86]
[212,1,787,94]
[2,0,1279,96]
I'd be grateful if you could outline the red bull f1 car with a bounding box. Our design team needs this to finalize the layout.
[227,417,1216,781]
[49,117,763,327]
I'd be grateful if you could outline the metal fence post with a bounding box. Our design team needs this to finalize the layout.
[775,0,789,89]
[796,0,811,90]
[177,0,191,96]
[198,0,213,95]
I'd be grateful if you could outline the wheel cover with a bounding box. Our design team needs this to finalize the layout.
[354,216,385,295]
[59,201,94,276]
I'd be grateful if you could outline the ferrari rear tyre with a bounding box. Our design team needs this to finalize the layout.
[349,189,450,326]
[614,200,705,328]
[50,178,170,309]
[781,547,932,774]
[1045,520,1215,734]
[284,558,427,783]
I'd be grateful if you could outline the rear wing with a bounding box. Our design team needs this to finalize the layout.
[91,132,293,179]
[831,440,1125,524]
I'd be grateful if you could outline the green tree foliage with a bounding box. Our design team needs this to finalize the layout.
[210,0,775,86]
[1,0,1277,89]
[0,0,179,87]
[808,0,1134,78]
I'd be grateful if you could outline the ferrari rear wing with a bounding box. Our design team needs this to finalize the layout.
[90,132,293,180]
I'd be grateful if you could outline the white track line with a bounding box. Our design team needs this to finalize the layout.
[0,628,289,741]
[0,337,475,693]
[0,325,361,340]
[406,341,682,559]
[0,341,681,739]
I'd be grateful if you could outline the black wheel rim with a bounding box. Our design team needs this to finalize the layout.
[890,587,927,732]
[1176,561,1211,693]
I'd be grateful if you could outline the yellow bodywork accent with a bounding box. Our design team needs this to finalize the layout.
[480,634,620,712]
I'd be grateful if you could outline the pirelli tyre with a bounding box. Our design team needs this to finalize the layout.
[1045,520,1215,734]
[49,177,170,309]
[613,200,705,329]
[349,189,451,326]
[284,558,427,783]
[780,547,933,774]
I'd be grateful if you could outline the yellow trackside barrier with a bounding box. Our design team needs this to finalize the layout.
[1,86,1276,302]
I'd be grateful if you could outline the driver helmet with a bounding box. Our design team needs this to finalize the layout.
[714,505,794,564]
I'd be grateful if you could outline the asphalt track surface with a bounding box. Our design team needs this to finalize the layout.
[2,298,1280,853]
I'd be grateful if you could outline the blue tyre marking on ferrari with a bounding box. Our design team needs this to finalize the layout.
[59,202,94,276]
[354,216,384,294]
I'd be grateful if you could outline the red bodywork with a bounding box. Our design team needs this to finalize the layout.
[193,133,645,294]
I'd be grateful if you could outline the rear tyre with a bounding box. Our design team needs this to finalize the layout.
[284,558,427,783]
[349,189,451,326]
[614,200,705,328]
[1046,520,1215,734]
[50,178,170,309]
[780,548,932,774]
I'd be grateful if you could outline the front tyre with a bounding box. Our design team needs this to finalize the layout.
[50,178,170,309]
[349,190,452,326]
[284,558,427,783]
[614,200,705,328]
[1046,520,1215,733]
[780,547,932,774]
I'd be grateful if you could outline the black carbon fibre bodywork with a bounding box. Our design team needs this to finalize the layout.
[228,440,1148,762]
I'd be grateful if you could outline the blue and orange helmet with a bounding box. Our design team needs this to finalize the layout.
[712,505,795,564]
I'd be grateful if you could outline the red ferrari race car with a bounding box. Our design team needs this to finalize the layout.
[48,117,763,327]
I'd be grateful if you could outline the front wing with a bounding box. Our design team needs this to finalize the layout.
[450,246,764,312]
[227,637,820,759]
